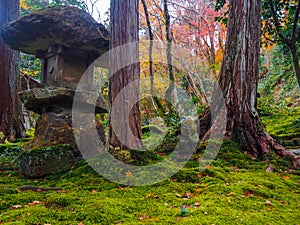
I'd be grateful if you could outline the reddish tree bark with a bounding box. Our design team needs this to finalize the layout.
[0,0,25,142]
[108,0,142,149]
[201,0,299,167]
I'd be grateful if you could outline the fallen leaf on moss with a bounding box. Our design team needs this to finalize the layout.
[265,200,272,205]
[28,201,42,206]
[194,202,201,207]
[195,188,202,193]
[125,170,133,177]
[184,192,192,198]
[10,205,22,210]
[146,193,152,198]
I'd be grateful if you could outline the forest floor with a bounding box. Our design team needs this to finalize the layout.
[0,111,299,225]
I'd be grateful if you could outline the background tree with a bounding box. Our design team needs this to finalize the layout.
[262,0,300,89]
[172,0,226,76]
[108,0,143,150]
[201,0,299,167]
[0,0,25,142]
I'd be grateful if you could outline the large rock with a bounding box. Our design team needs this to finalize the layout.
[19,87,107,114]
[1,6,109,56]
[18,144,75,178]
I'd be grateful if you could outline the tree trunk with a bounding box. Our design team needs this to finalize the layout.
[290,46,300,90]
[108,0,143,150]
[141,0,154,95]
[163,0,179,124]
[201,0,299,167]
[0,0,25,142]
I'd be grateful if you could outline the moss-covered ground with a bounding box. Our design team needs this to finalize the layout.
[261,106,300,149]
[0,139,299,224]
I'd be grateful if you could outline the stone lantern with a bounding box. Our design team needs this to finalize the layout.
[1,6,109,177]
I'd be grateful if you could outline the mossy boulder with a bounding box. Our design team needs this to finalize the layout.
[24,112,106,158]
[18,144,75,178]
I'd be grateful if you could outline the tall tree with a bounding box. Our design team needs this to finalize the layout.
[163,0,179,122]
[108,0,143,150]
[201,0,299,167]
[141,0,154,95]
[0,0,25,142]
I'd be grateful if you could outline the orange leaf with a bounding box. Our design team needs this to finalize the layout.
[125,170,133,177]
[195,188,202,193]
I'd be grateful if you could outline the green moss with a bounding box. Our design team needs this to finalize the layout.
[0,139,299,224]
[0,142,23,170]
[261,107,300,148]
[261,107,300,136]
[21,144,73,155]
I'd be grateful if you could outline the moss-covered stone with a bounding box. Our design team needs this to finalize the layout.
[18,144,75,178]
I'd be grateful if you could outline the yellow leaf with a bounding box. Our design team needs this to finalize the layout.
[146,193,152,198]
[283,176,290,180]
[227,192,236,196]
[20,0,30,9]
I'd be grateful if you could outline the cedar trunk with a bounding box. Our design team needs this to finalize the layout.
[108,0,142,149]
[0,0,24,142]
[202,0,299,167]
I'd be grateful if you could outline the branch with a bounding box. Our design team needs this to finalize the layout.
[262,32,279,43]
[268,0,291,45]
